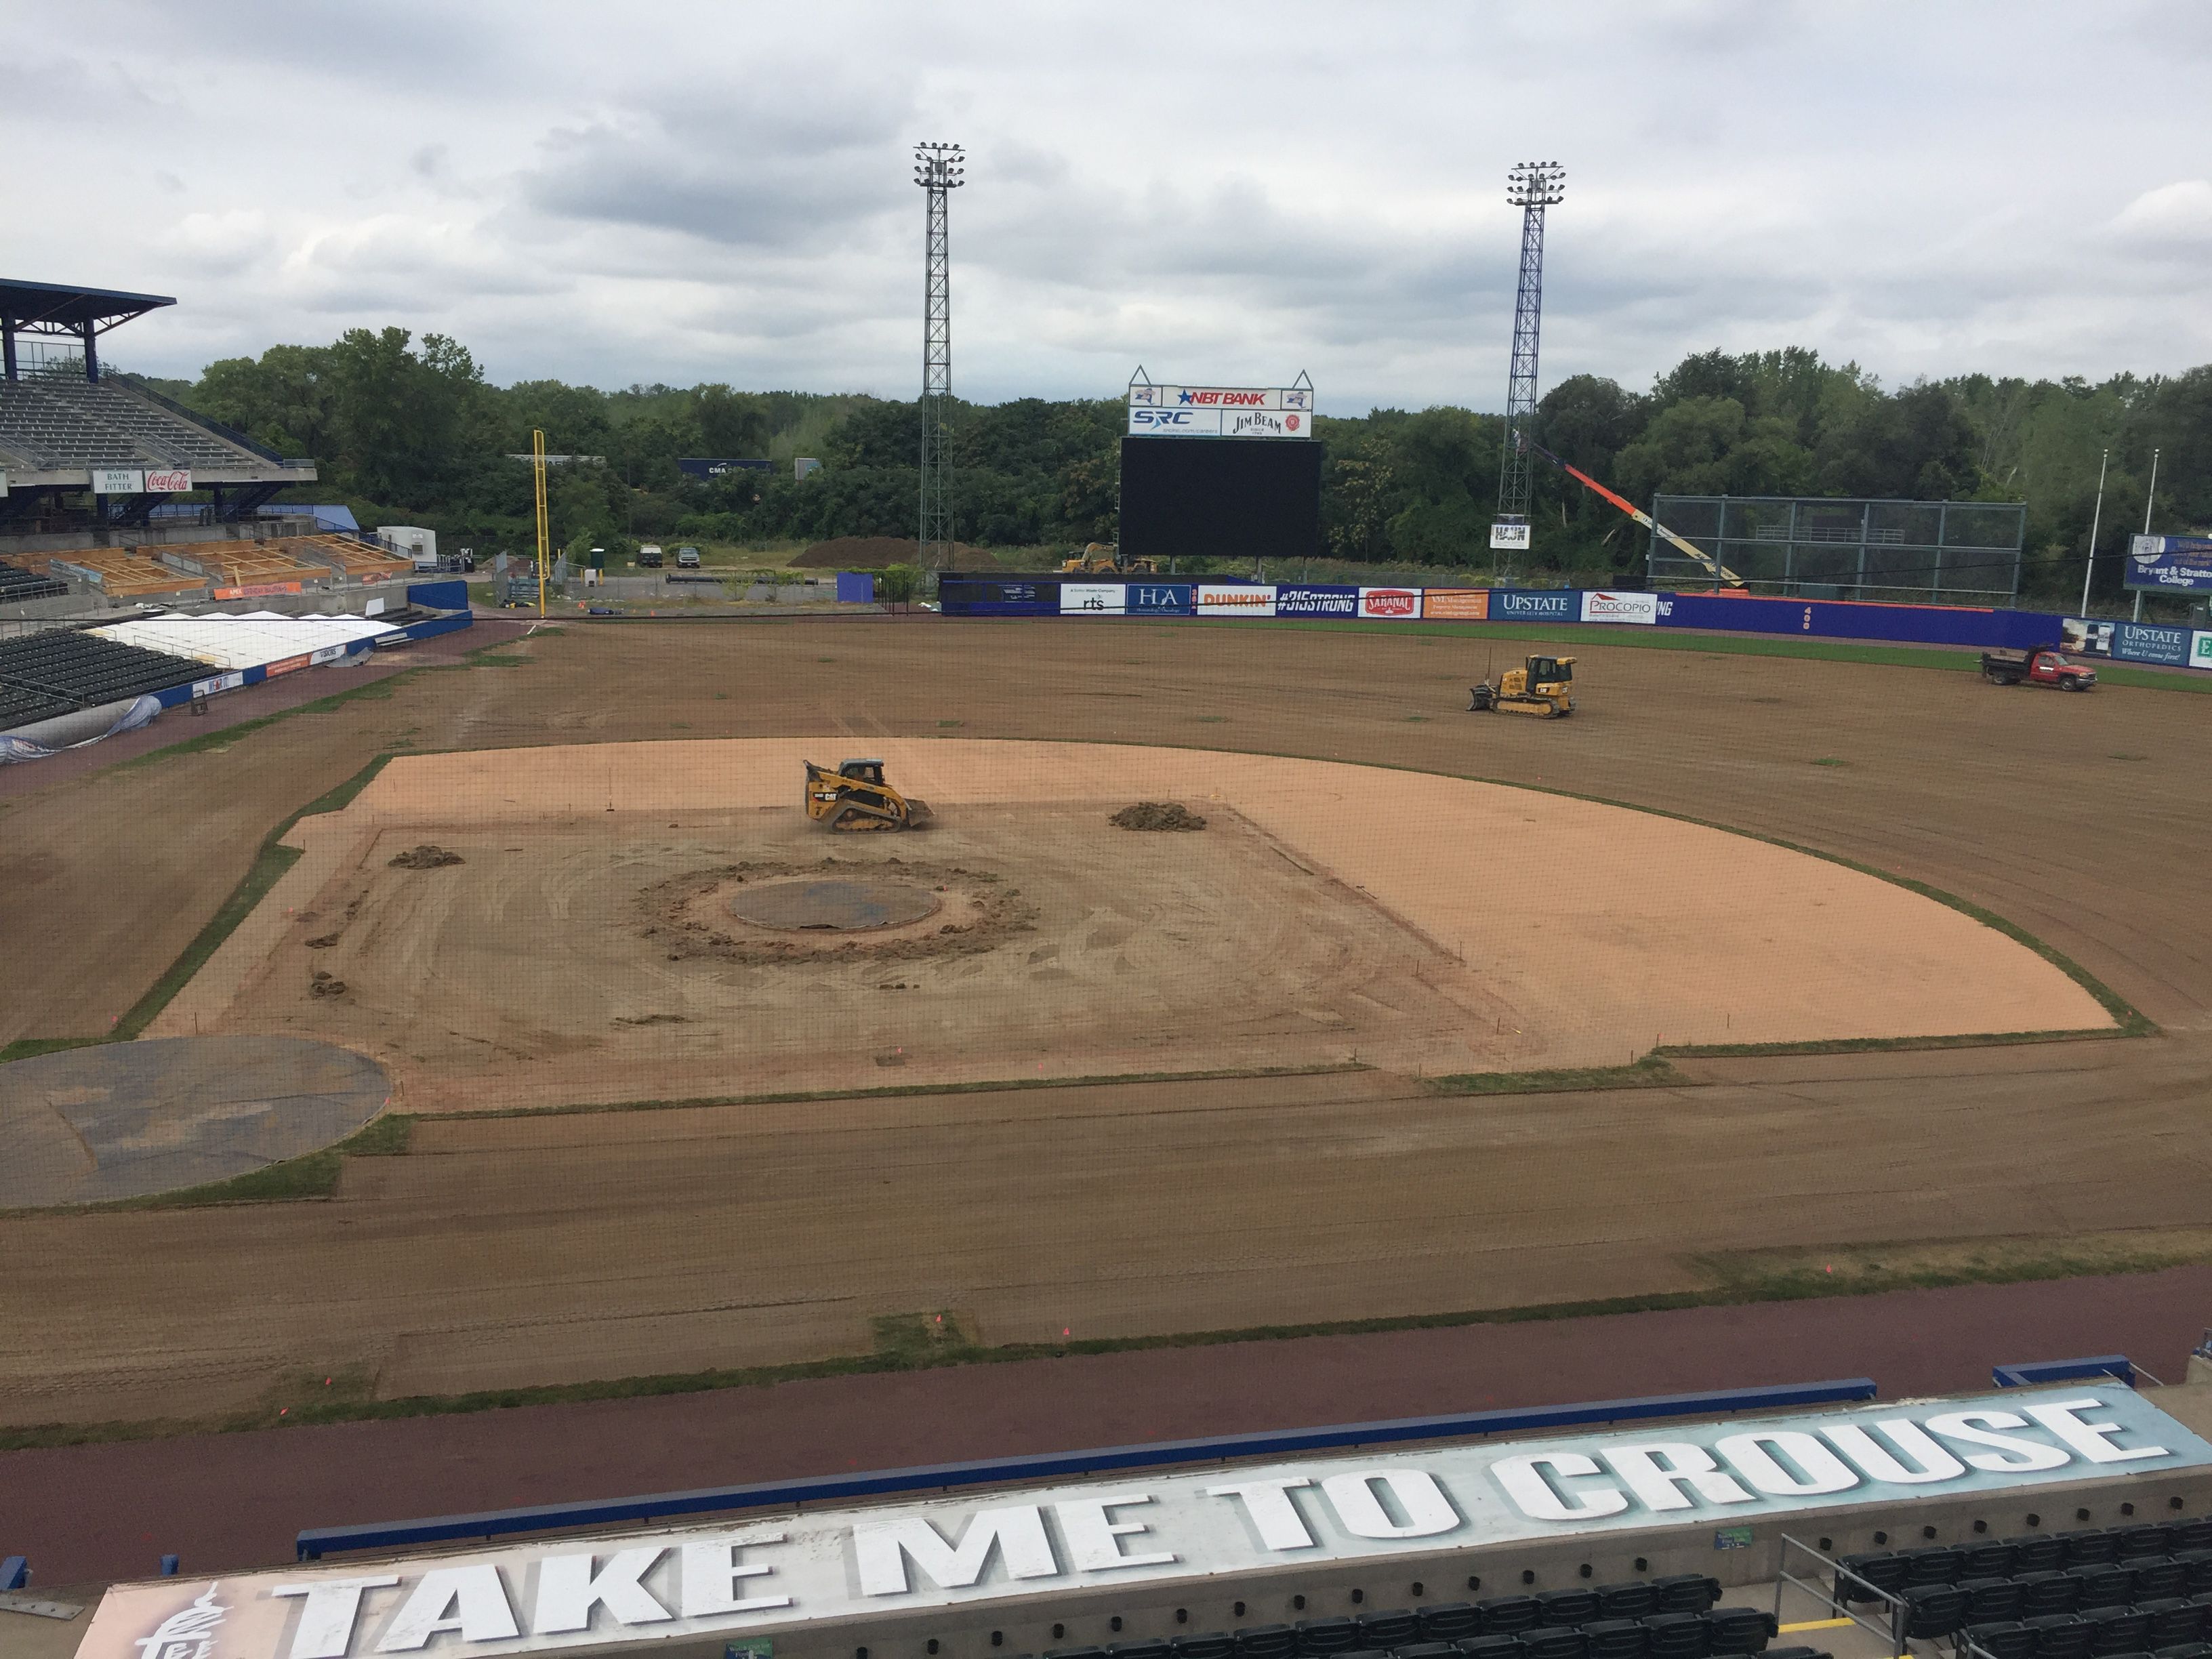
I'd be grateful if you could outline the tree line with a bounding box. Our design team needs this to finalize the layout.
[146,328,2211,606]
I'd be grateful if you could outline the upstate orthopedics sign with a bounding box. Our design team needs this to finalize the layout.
[81,1393,2212,1659]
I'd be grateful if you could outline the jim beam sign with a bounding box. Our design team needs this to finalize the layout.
[77,1391,2212,1659]
[1128,383,1314,439]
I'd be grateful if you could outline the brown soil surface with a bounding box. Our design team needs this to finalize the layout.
[792,535,994,570]
[1112,800,1208,830]
[0,620,2207,1436]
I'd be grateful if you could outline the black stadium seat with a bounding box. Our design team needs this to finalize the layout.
[1839,1553,1906,1603]
[1481,1599,1543,1634]
[2068,1533,2125,1568]
[1969,1545,2026,1580]
[2024,1614,2095,1659]
[2012,1538,2067,1574]
[1967,1620,2039,1659]
[1235,1627,1296,1659]
[1653,1578,1721,1614]
[1641,1612,1711,1659]
[1904,1546,1965,1585]
[1355,1612,1420,1647]
[1176,1639,1236,1659]
[1520,1626,1589,1659]
[2020,1572,2086,1616]
[2178,1555,2212,1595]
[2085,1608,2156,1655]
[1112,1642,1173,1659]
[2137,1562,2192,1601]
[1967,1579,2030,1622]
[2156,1645,2212,1659]
[1540,1593,1603,1627]
[1704,1608,1776,1655]
[2073,1565,2140,1610]
[1418,1605,1481,1641]
[2177,1522,2212,1554]
[1598,1586,1661,1621]
[2123,1530,2177,1561]
[1902,1584,1969,1639]
[1583,1618,1650,1659]
[1392,1645,1460,1659]
[1294,1620,1359,1656]
[1460,1636,1523,1659]
[2139,1601,2208,1647]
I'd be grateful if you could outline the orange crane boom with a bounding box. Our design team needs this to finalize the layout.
[1524,440,1746,588]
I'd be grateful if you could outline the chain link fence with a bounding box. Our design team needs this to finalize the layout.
[1648,495,2025,605]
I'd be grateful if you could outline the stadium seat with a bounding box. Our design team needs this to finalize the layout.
[2067,1534,2125,1568]
[2023,1614,2095,1659]
[1641,1612,1712,1659]
[1538,1593,1602,1627]
[2122,1530,2177,1561]
[1702,1608,1776,1655]
[1902,1584,1969,1638]
[1597,1585,1661,1621]
[1459,1635,1524,1659]
[1582,1619,1650,1659]
[1518,1625,1588,1659]
[1967,1579,2031,1622]
[2072,1565,2141,1610]
[1294,1619,1361,1655]
[1967,1546,2026,1580]
[1966,1620,2039,1659]
[1175,1637,1236,1659]
[1111,1641,1173,1659]
[2014,1540,2069,1574]
[2177,1555,2212,1596]
[2155,1645,2212,1659]
[2020,1572,2087,1616]
[1479,1599,1542,1635]
[1235,1626,1296,1659]
[1416,1605,1481,1641]
[1902,1546,1965,1585]
[1652,1578,1722,1614]
[2137,1562,2192,1601]
[2138,1600,2207,1647]
[1837,1553,1906,1604]
[2177,1522,2212,1553]
[1355,1611,1420,1647]
[2085,1609,2156,1655]
[1391,1644,1460,1659]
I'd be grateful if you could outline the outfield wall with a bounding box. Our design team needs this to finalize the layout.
[940,579,2211,670]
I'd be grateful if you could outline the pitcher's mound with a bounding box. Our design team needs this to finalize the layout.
[729,878,942,932]
[0,1036,390,1207]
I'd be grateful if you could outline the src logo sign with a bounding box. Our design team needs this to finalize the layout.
[1130,409,1197,430]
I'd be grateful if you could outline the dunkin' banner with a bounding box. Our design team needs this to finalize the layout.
[77,1392,2212,1659]
[1195,584,1276,616]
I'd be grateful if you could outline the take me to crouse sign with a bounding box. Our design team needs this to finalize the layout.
[81,1393,2212,1659]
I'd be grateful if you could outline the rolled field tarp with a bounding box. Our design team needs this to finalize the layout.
[0,693,163,762]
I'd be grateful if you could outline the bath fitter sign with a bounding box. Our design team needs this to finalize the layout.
[81,1391,2212,1659]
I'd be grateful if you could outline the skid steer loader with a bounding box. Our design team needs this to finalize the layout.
[1469,655,1576,718]
[803,759,933,831]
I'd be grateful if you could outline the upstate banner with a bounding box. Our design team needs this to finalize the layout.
[79,1392,2212,1659]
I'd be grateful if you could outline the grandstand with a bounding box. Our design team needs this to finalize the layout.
[0,629,206,731]
[0,278,314,535]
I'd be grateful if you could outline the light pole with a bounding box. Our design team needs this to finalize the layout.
[2133,446,2160,623]
[1495,161,1565,579]
[914,142,964,575]
[2080,447,2108,618]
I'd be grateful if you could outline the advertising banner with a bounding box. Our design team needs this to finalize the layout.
[2062,619,2114,657]
[1128,385,1313,412]
[143,468,192,493]
[1422,589,1492,621]
[1061,583,1126,615]
[2127,535,2212,593]
[1274,585,1359,617]
[678,458,774,480]
[1128,405,1313,439]
[213,581,305,600]
[1490,521,1530,551]
[939,579,1057,616]
[75,1391,2212,1659]
[189,671,246,699]
[2194,632,2212,672]
[91,467,143,495]
[1357,586,1424,619]
[1195,583,1277,617]
[1490,590,1579,622]
[2112,621,2192,668]
[1580,591,1659,626]
[264,654,310,677]
[1126,583,1195,615]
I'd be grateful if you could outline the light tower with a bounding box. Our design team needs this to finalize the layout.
[1494,161,1565,555]
[914,142,964,572]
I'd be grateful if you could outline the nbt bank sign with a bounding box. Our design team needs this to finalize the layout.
[81,1392,2212,1659]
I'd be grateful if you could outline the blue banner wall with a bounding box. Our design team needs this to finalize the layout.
[1656,592,2060,649]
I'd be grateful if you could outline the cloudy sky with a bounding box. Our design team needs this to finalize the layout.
[9,0,2211,413]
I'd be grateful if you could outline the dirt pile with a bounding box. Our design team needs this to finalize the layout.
[308,969,347,998]
[1111,802,1208,832]
[389,844,464,869]
[792,537,995,571]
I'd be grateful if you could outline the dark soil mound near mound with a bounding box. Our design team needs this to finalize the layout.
[390,844,465,869]
[1110,802,1208,832]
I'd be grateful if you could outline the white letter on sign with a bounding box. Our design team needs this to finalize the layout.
[271,1577,397,1659]
[1601,1444,1756,1512]
[375,1566,519,1652]
[534,1547,672,1633]
[1056,1492,1177,1572]
[1923,1412,2070,1473]
[1491,1454,1628,1521]
[680,1533,792,1618]
[1202,1478,1317,1551]
[1715,1433,1860,1496]
[1320,1471,1460,1539]
[1821,1421,1965,1485]
[2024,1399,2168,1465]
[854,1506,1059,1597]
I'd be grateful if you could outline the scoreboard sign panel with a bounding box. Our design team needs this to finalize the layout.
[1128,382,1314,438]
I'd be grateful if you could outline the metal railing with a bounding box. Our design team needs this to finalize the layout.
[1776,1533,1909,1656]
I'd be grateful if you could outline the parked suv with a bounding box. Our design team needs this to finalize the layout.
[636,544,664,568]
[676,546,701,569]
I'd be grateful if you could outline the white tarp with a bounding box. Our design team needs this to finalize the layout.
[90,611,395,673]
[73,1390,2212,1659]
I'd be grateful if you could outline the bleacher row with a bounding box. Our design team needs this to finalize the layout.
[0,630,202,730]
[0,558,67,602]
[1839,1518,2212,1650]
[1015,1576,1821,1659]
[0,377,262,472]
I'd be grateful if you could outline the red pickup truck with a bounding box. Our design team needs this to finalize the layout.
[1980,647,2097,690]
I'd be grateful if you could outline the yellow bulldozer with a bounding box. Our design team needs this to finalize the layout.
[1469,655,1576,718]
[804,759,933,831]
[1058,543,1159,575]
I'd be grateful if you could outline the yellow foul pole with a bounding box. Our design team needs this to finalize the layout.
[532,428,550,617]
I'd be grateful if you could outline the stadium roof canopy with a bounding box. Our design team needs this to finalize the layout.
[0,278,176,335]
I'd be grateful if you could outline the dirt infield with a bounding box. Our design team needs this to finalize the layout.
[0,619,2207,1437]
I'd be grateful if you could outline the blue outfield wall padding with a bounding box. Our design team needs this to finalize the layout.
[1656,591,2063,650]
[1992,1356,2135,1389]
[295,1376,1876,1560]
[405,579,470,612]
[0,1555,26,1591]
[836,571,875,604]
[390,612,474,644]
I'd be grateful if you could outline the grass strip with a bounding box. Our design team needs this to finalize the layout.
[1429,1056,1686,1094]
[1659,1027,2132,1060]
[12,1225,2211,1449]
